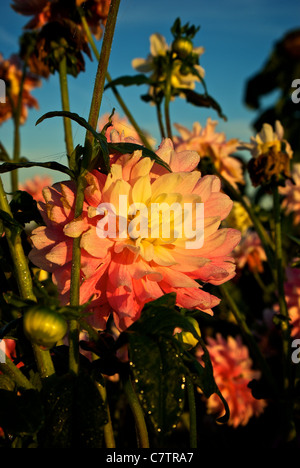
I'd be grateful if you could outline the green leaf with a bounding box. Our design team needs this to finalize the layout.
[0,142,10,162]
[104,74,151,90]
[0,389,44,435]
[128,333,186,434]
[0,209,23,236]
[177,89,227,120]
[36,111,110,174]
[183,338,230,423]
[40,372,107,448]
[126,294,230,427]
[0,161,74,179]
[108,142,171,172]
[10,190,43,226]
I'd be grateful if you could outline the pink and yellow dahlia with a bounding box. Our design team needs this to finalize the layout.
[28,138,241,331]
[196,333,267,427]
[173,119,244,188]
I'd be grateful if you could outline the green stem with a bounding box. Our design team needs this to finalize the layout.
[186,376,197,448]
[0,355,34,390]
[86,0,121,145]
[164,66,173,140]
[216,169,275,271]
[79,13,152,150]
[156,101,166,139]
[220,283,279,396]
[272,184,291,390]
[58,56,74,157]
[7,64,26,192]
[68,0,121,375]
[96,381,116,448]
[122,377,150,448]
[0,178,55,379]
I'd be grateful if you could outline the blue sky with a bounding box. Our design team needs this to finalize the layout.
[0,0,300,185]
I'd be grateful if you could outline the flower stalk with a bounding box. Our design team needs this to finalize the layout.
[68,0,121,375]
[0,177,55,380]
[58,56,74,157]
[164,65,173,140]
[79,13,152,150]
[7,63,26,193]
[122,376,150,448]
[95,381,116,448]
[186,376,197,448]
[272,184,292,391]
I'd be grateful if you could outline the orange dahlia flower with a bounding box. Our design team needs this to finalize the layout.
[28,138,241,331]
[173,118,244,189]
[233,231,267,273]
[196,334,267,427]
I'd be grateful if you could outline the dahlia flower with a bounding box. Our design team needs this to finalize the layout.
[173,119,244,189]
[240,120,293,160]
[279,163,300,226]
[196,334,267,427]
[132,33,205,97]
[28,137,241,331]
[19,175,53,202]
[11,0,110,39]
[233,231,267,273]
[0,54,41,125]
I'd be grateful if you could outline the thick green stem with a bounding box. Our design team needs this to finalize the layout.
[220,283,279,396]
[0,178,55,379]
[123,377,150,448]
[58,56,74,157]
[7,64,25,192]
[96,381,116,448]
[79,13,152,150]
[86,0,121,144]
[186,376,197,448]
[0,355,34,390]
[68,0,121,374]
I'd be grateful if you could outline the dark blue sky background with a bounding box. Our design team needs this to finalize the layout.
[0,0,300,184]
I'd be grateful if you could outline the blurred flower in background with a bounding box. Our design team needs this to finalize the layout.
[0,53,41,125]
[19,175,53,202]
[98,112,156,148]
[173,118,244,189]
[233,230,267,274]
[11,0,111,77]
[240,120,293,187]
[132,31,205,100]
[196,333,267,427]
